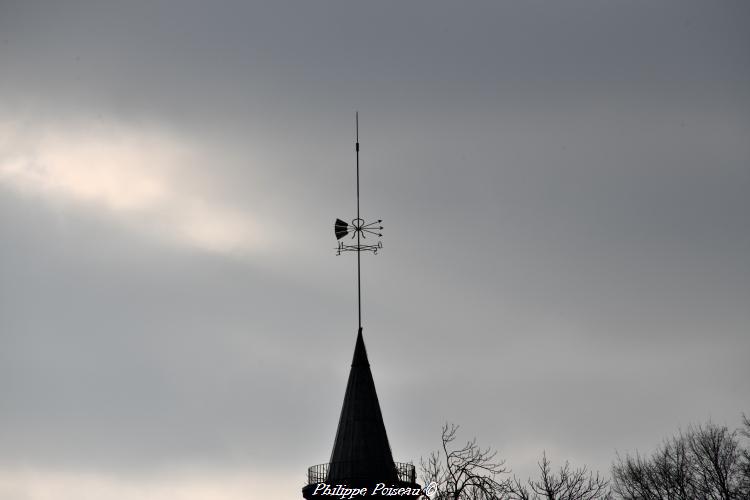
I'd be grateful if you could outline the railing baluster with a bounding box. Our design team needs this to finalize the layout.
[307,461,415,485]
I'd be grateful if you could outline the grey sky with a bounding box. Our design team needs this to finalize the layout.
[1,1,749,498]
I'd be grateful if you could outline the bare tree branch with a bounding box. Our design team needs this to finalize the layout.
[506,451,610,500]
[421,423,508,500]
[612,418,749,500]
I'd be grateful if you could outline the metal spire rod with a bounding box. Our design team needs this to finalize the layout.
[356,112,361,330]
[333,112,384,332]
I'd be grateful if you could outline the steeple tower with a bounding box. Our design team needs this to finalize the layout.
[328,327,397,483]
[302,115,421,498]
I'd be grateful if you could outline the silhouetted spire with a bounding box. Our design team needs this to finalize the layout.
[303,116,420,498]
[328,328,397,482]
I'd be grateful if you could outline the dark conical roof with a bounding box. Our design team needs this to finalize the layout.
[328,327,397,482]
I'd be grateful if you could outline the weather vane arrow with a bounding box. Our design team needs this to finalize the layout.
[334,112,383,331]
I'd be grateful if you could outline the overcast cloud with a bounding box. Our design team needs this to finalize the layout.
[1,1,749,499]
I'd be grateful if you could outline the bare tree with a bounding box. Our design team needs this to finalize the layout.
[505,451,610,500]
[421,423,508,500]
[611,437,698,500]
[736,414,750,498]
[612,419,749,500]
[688,422,742,499]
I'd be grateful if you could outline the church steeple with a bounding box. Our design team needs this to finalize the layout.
[302,114,420,498]
[302,326,420,497]
[328,327,397,483]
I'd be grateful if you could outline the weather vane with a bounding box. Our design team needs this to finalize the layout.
[334,112,383,331]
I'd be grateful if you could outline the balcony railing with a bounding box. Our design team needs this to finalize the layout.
[307,461,416,485]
